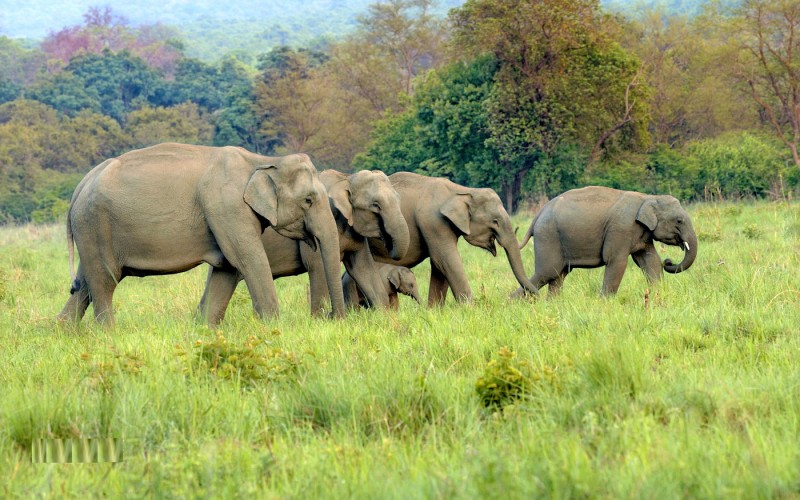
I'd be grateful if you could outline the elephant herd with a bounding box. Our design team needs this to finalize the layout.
[56,143,697,328]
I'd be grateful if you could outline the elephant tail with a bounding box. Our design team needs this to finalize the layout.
[518,215,538,249]
[66,213,80,294]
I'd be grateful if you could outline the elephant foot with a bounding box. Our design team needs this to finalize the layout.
[509,287,536,301]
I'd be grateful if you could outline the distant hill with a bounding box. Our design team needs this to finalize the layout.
[0,1,464,39]
[0,0,721,62]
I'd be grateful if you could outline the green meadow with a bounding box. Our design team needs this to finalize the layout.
[1,201,799,497]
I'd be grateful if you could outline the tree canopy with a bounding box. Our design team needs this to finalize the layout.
[0,1,798,223]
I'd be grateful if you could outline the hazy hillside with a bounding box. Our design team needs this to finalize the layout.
[0,0,464,39]
[1,0,716,41]
[0,0,467,61]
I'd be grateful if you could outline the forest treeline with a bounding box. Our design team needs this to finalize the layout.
[1,0,798,223]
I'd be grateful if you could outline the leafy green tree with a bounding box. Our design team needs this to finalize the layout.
[45,110,129,173]
[448,0,650,209]
[355,56,507,189]
[0,36,46,87]
[0,100,59,222]
[28,50,164,123]
[253,47,330,154]
[126,103,213,149]
[26,71,102,117]
[67,50,164,123]
[157,56,254,114]
[0,79,21,105]
[209,57,261,150]
[0,100,130,222]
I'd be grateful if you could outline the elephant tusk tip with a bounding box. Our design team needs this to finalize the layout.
[684,241,690,251]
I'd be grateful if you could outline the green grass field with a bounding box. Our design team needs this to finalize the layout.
[1,201,799,497]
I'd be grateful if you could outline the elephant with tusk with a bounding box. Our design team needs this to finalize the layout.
[514,186,698,296]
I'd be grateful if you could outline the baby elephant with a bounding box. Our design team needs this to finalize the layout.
[514,186,698,296]
[343,264,421,309]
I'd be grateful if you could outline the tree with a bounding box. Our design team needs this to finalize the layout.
[733,0,800,169]
[126,103,213,149]
[354,56,501,179]
[63,50,162,123]
[449,0,650,209]
[253,47,330,155]
[357,0,447,96]
[41,6,183,75]
[622,8,757,147]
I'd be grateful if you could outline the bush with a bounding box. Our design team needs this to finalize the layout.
[475,347,533,410]
[180,333,301,387]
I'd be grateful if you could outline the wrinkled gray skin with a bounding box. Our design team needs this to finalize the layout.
[368,172,539,305]
[57,142,345,327]
[342,263,421,310]
[197,169,410,322]
[513,186,698,296]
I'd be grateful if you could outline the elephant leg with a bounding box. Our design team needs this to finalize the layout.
[83,262,121,327]
[429,244,472,304]
[547,269,570,296]
[57,263,91,323]
[214,231,279,319]
[388,292,399,310]
[428,265,450,306]
[341,271,361,309]
[198,266,241,327]
[300,242,330,316]
[632,244,663,284]
[601,256,629,295]
[342,244,389,309]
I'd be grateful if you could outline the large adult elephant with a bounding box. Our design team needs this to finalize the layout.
[367,172,539,305]
[57,142,345,327]
[197,169,409,324]
[514,186,698,296]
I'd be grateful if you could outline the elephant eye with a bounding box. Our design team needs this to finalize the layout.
[305,197,314,207]
[372,202,380,211]
[677,218,683,225]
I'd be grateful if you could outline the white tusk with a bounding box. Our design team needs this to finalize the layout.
[684,242,690,251]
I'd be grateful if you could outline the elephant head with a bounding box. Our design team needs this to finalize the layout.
[387,266,421,303]
[323,170,410,260]
[440,188,539,294]
[244,153,345,317]
[636,195,698,274]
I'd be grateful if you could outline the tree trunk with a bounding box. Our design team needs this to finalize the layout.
[504,178,514,214]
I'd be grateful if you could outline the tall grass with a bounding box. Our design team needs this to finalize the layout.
[1,201,799,497]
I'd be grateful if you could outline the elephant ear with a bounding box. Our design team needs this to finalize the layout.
[387,269,401,289]
[327,179,354,226]
[244,165,278,226]
[636,199,658,231]
[440,193,471,235]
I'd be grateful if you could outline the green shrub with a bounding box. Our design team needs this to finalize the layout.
[181,333,301,386]
[742,223,763,240]
[475,347,533,410]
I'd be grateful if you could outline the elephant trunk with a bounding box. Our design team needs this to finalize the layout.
[383,208,410,261]
[306,201,346,318]
[497,220,539,296]
[664,224,698,274]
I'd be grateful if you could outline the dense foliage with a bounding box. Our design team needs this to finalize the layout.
[1,1,798,223]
